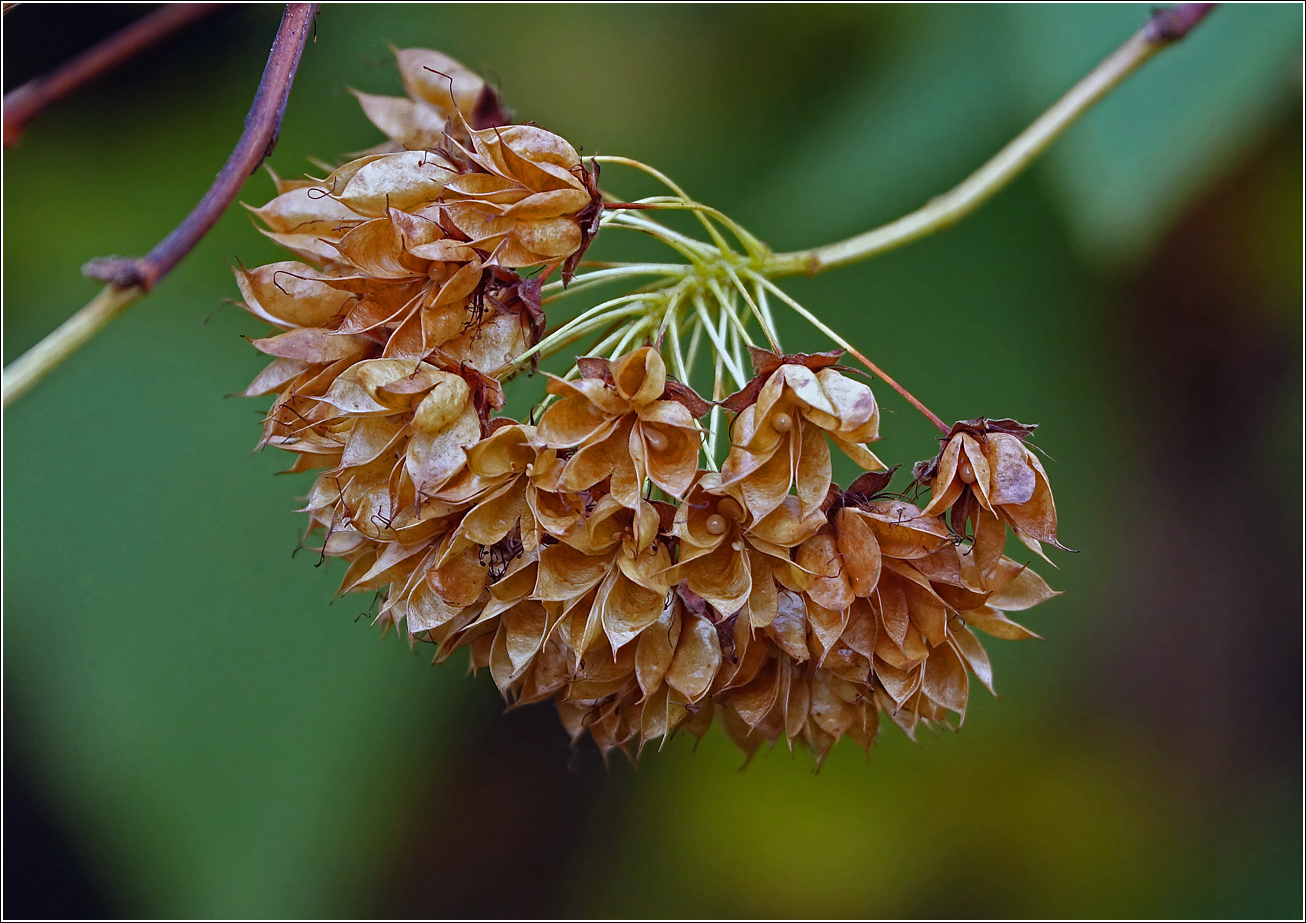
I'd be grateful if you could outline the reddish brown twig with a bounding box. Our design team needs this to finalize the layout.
[841,346,950,435]
[82,3,317,291]
[3,4,228,149]
[1143,3,1217,43]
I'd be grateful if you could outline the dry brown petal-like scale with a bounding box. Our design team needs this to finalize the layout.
[721,349,885,522]
[235,46,1069,767]
[439,123,602,272]
[352,48,511,152]
[916,418,1068,577]
[538,346,705,548]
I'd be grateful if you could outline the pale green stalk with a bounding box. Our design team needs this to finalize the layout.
[2,284,141,407]
[722,264,781,351]
[744,270,848,354]
[608,318,650,361]
[761,30,1169,276]
[752,279,776,338]
[608,196,768,261]
[727,306,747,394]
[604,212,716,264]
[707,277,756,350]
[745,268,949,432]
[667,309,691,386]
[683,315,704,384]
[511,295,650,366]
[593,155,736,257]
[693,293,746,389]
[705,345,725,472]
[654,280,689,346]
[541,264,685,299]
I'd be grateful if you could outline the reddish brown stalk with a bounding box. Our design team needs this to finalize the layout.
[80,4,317,291]
[538,261,562,285]
[1143,3,1217,42]
[843,345,950,435]
[3,3,228,148]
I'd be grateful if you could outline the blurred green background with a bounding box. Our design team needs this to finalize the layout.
[3,3,1301,918]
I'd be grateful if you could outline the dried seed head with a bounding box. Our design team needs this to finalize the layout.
[236,47,1069,766]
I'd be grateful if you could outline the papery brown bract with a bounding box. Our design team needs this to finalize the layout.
[538,347,704,547]
[245,189,365,266]
[671,472,823,628]
[439,123,602,268]
[543,494,674,663]
[433,423,554,556]
[352,48,511,152]
[722,356,884,522]
[918,419,1067,571]
[801,490,1056,742]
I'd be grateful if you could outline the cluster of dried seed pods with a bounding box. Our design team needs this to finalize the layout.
[239,48,1066,764]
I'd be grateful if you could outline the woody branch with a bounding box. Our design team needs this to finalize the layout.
[2,3,317,408]
[3,3,228,149]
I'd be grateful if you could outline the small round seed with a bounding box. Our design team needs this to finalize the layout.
[706,514,728,535]
[716,497,744,521]
[959,457,976,485]
[644,428,669,452]
[772,411,794,433]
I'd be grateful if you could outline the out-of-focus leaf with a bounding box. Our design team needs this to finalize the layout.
[570,728,1185,918]
[1,273,458,916]
[750,5,1021,249]
[1002,3,1304,263]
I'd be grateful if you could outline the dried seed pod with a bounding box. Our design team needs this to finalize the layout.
[353,47,511,152]
[440,123,602,269]
[538,347,704,546]
[722,351,884,522]
[917,419,1068,571]
[671,472,822,627]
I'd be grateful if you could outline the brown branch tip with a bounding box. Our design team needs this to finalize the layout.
[81,3,318,292]
[3,4,227,149]
[1142,3,1217,43]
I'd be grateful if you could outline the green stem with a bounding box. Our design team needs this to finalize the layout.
[722,263,781,351]
[683,314,705,385]
[751,277,778,344]
[2,284,142,407]
[607,319,650,361]
[705,343,725,472]
[594,155,737,256]
[607,196,768,260]
[541,264,685,299]
[727,304,747,392]
[711,281,755,351]
[694,294,746,389]
[605,212,716,264]
[653,280,689,347]
[762,28,1175,277]
[512,295,649,365]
